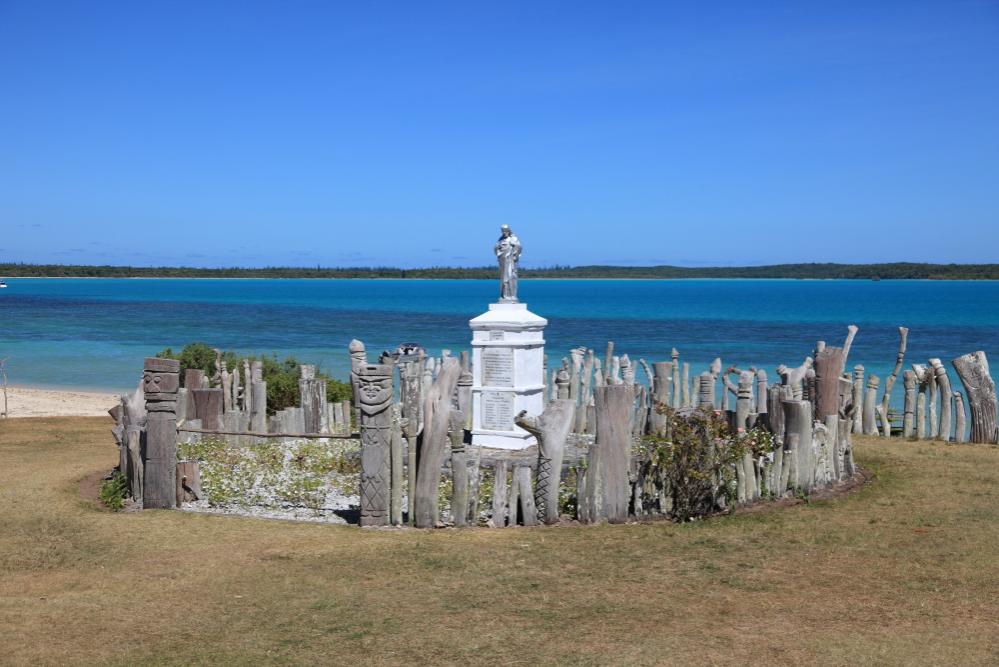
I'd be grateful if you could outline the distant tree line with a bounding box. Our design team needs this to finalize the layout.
[2,261,998,280]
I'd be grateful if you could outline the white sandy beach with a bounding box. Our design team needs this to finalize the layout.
[1,386,120,418]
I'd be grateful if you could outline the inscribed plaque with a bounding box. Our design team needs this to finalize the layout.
[481,391,515,431]
[482,347,514,387]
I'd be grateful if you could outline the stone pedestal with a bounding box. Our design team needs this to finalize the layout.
[470,302,547,450]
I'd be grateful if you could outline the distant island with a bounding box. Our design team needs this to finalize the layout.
[2,262,998,280]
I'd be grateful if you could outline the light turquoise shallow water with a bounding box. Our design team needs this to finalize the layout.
[1,278,996,399]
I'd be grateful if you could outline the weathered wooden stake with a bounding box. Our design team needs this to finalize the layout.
[877,326,909,437]
[952,352,998,444]
[515,399,574,525]
[413,358,462,528]
[929,358,953,441]
[448,409,469,527]
[143,357,180,509]
[592,384,633,523]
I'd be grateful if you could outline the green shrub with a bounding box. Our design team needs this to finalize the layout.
[639,406,775,522]
[99,472,129,511]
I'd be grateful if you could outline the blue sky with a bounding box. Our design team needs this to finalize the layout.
[1,1,997,268]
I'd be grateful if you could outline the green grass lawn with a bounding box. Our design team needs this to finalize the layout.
[2,417,998,666]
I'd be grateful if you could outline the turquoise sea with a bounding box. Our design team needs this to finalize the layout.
[2,278,997,400]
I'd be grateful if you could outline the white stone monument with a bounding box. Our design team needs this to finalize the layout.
[470,226,547,450]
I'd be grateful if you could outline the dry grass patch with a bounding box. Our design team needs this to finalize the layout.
[1,417,998,665]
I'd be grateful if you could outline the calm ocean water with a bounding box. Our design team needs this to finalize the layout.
[2,278,997,403]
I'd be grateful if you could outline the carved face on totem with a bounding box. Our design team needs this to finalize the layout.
[355,365,393,415]
[142,358,180,395]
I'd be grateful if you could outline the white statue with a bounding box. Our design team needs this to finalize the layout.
[495,225,521,303]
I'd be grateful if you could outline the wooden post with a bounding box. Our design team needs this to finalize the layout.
[390,404,404,526]
[515,399,575,525]
[650,361,672,434]
[735,371,753,432]
[490,460,509,527]
[604,341,614,381]
[143,357,180,509]
[413,358,462,528]
[569,347,585,402]
[457,369,473,429]
[926,365,939,440]
[354,362,394,527]
[576,349,595,433]
[902,370,917,438]
[954,392,968,443]
[681,362,690,408]
[851,365,864,433]
[952,352,998,444]
[671,349,681,409]
[400,355,424,526]
[782,399,813,491]
[514,466,538,526]
[449,410,469,527]
[813,325,858,420]
[191,388,223,430]
[862,375,880,436]
[507,464,520,527]
[929,358,954,441]
[592,384,633,523]
[916,392,927,439]
[299,365,328,434]
[755,369,768,420]
[877,327,909,437]
[698,371,714,409]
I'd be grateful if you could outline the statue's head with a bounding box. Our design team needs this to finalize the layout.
[500,224,511,237]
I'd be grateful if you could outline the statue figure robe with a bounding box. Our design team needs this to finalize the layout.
[495,225,521,303]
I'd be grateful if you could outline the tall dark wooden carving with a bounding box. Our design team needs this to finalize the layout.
[143,357,180,509]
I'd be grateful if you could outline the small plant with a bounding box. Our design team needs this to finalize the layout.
[99,471,129,511]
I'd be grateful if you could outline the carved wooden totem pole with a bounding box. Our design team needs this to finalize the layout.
[354,362,394,527]
[143,357,180,509]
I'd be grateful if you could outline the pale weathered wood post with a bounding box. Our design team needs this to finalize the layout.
[954,392,968,443]
[929,358,954,441]
[851,365,864,433]
[862,375,880,435]
[877,327,909,437]
[143,357,180,509]
[952,352,998,444]
[813,325,858,420]
[413,358,462,528]
[903,370,917,438]
[592,384,633,523]
[448,409,469,527]
[515,398,575,525]
[782,398,813,491]
[299,364,328,434]
[354,360,394,527]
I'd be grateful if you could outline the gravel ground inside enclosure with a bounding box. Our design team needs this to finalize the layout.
[3,417,999,666]
[176,437,363,524]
